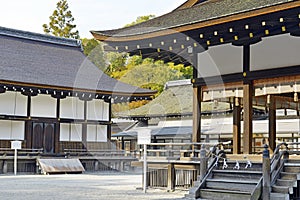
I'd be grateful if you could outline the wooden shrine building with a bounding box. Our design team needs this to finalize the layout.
[0,26,155,155]
[92,0,300,154]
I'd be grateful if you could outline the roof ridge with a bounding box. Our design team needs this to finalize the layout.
[0,26,82,48]
[174,0,209,10]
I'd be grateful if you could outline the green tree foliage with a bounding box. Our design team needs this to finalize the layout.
[43,0,80,39]
[125,15,155,27]
[119,59,186,97]
[81,38,106,71]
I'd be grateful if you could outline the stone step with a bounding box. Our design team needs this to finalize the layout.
[272,185,293,194]
[199,188,251,200]
[276,179,297,187]
[205,178,257,192]
[270,192,290,200]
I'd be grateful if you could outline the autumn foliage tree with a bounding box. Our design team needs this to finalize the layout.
[43,0,80,39]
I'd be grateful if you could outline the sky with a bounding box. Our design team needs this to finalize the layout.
[0,0,187,38]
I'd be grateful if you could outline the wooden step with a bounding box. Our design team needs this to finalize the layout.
[212,169,262,181]
[272,185,293,194]
[199,188,251,200]
[280,172,298,180]
[270,192,290,200]
[215,161,262,171]
[284,165,300,173]
[205,179,256,192]
[276,179,297,187]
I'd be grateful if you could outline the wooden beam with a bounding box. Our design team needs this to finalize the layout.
[233,98,241,154]
[243,83,253,154]
[268,95,276,152]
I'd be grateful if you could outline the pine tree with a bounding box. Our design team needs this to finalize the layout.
[43,0,80,39]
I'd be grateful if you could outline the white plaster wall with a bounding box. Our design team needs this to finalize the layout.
[70,124,82,141]
[59,123,70,141]
[97,125,107,142]
[60,97,84,119]
[0,120,24,140]
[0,91,27,116]
[60,123,82,141]
[87,125,96,142]
[251,34,300,71]
[87,124,107,142]
[87,99,104,121]
[197,43,243,78]
[102,102,109,121]
[31,94,56,117]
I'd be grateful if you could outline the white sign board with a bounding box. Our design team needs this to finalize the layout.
[137,129,151,144]
[11,141,22,150]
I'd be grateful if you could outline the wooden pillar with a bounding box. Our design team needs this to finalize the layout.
[242,45,253,154]
[243,83,253,154]
[193,86,202,144]
[25,95,32,149]
[167,163,175,191]
[268,95,276,152]
[82,100,87,149]
[54,98,60,154]
[233,97,241,154]
[192,49,201,144]
[107,99,112,146]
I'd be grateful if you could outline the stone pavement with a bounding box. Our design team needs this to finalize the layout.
[0,172,187,200]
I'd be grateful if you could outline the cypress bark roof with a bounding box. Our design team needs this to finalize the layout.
[116,82,231,118]
[0,27,155,98]
[91,0,296,40]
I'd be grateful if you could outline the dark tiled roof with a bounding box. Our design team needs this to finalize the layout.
[0,27,154,96]
[92,0,294,37]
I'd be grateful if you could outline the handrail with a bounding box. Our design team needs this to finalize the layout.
[270,142,300,185]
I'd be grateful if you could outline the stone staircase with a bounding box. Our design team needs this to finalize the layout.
[186,160,263,200]
[270,159,300,200]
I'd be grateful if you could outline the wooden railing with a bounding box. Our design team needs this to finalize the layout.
[64,148,137,158]
[270,142,300,185]
[139,141,231,160]
[0,148,43,157]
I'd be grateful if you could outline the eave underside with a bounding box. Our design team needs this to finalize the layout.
[98,7,300,66]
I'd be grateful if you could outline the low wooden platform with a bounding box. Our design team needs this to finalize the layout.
[37,158,85,174]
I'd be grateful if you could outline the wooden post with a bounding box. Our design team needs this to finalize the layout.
[243,83,253,154]
[193,86,202,144]
[199,144,207,182]
[2,160,7,174]
[233,97,241,154]
[192,48,201,145]
[268,95,276,152]
[82,100,87,149]
[167,163,175,191]
[262,144,271,200]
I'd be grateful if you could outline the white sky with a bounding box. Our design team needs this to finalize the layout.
[0,0,186,38]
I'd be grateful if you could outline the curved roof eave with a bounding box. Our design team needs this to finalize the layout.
[91,0,298,42]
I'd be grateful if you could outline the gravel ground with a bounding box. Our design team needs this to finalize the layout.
[0,172,188,200]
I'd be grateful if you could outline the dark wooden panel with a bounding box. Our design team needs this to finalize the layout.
[32,123,43,149]
[44,123,54,153]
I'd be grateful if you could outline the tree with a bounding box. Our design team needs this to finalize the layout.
[125,15,155,27]
[81,38,107,71]
[43,0,80,39]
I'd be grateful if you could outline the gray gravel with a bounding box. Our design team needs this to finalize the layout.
[0,172,187,200]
